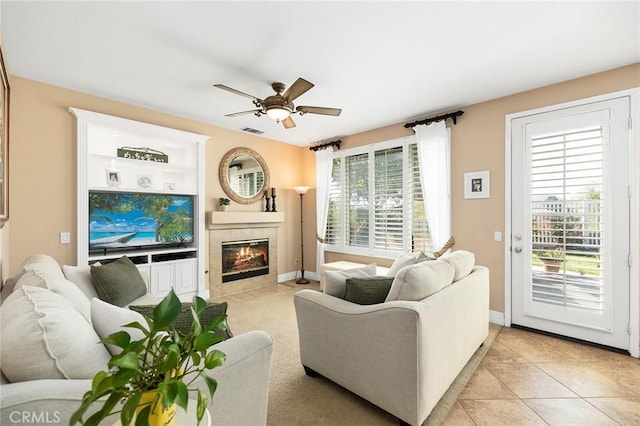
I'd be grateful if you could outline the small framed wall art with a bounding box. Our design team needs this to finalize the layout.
[464,170,490,199]
[106,170,121,187]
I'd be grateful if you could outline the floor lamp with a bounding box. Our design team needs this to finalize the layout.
[294,186,311,284]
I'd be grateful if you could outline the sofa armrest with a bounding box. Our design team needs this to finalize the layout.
[195,329,274,426]
[1,330,273,426]
[0,379,122,425]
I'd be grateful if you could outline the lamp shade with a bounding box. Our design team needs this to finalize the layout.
[294,186,311,195]
[266,106,292,121]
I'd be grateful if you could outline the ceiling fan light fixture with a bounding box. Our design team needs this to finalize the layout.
[265,106,292,122]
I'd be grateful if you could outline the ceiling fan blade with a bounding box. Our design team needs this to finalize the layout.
[224,109,262,117]
[282,116,296,129]
[214,84,263,102]
[297,106,342,116]
[282,78,314,101]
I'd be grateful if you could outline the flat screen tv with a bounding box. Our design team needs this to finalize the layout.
[89,191,194,253]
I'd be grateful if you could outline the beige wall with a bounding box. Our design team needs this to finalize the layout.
[6,64,640,319]
[8,76,307,279]
[323,63,640,316]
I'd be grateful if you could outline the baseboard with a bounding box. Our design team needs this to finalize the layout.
[278,271,319,283]
[489,310,505,326]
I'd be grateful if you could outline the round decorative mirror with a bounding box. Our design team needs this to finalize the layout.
[219,147,270,205]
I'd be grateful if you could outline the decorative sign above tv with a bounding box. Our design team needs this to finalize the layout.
[117,146,168,163]
[88,191,194,254]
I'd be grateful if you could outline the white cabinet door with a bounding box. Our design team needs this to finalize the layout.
[150,258,198,300]
[175,259,198,295]
[150,263,175,299]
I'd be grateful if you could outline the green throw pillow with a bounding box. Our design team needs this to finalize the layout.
[90,256,147,307]
[129,302,233,339]
[343,276,394,305]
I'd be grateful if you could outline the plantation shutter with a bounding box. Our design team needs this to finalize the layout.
[373,147,404,250]
[345,153,370,248]
[408,143,431,251]
[530,126,604,311]
[325,157,342,245]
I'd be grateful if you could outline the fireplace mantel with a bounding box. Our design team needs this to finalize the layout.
[208,211,284,229]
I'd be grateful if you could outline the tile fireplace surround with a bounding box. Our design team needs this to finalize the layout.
[208,212,284,297]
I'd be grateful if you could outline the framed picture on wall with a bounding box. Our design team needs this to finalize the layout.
[464,170,490,199]
[0,41,10,227]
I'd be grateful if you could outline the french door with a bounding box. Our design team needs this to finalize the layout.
[510,94,633,350]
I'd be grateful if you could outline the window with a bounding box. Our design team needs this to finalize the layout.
[325,137,431,258]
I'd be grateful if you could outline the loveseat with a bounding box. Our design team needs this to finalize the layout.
[294,250,489,426]
[0,254,273,426]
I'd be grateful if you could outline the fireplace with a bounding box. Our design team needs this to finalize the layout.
[222,238,269,283]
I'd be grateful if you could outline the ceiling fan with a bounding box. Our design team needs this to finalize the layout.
[214,77,342,129]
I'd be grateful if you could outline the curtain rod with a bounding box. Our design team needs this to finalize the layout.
[404,110,464,129]
[309,139,342,152]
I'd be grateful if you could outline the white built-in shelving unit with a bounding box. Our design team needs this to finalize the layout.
[71,108,209,301]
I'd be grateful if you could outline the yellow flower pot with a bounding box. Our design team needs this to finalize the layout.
[136,391,176,426]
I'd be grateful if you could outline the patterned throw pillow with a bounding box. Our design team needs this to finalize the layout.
[129,302,233,339]
[343,276,394,305]
[90,256,147,307]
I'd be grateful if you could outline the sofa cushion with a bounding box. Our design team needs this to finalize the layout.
[386,252,419,277]
[20,254,67,281]
[0,286,111,382]
[385,260,455,302]
[343,276,394,305]
[91,298,147,356]
[130,302,233,338]
[324,263,377,297]
[62,264,99,300]
[90,256,147,307]
[12,270,92,322]
[440,250,475,281]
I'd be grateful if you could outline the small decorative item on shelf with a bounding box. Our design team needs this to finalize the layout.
[264,190,271,212]
[117,146,168,163]
[70,290,228,426]
[271,187,277,212]
[218,197,231,212]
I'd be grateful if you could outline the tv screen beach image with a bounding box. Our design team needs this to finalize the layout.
[89,192,194,251]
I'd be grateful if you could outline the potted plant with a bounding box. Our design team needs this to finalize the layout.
[218,197,230,211]
[538,245,564,272]
[70,290,228,426]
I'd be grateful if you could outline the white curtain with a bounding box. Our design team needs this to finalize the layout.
[315,148,334,270]
[415,121,451,250]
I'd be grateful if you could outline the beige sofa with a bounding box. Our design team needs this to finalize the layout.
[294,251,489,426]
[0,254,273,426]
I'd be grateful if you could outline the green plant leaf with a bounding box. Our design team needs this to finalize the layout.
[204,314,226,332]
[159,344,180,373]
[122,320,152,337]
[194,332,219,351]
[197,391,207,424]
[175,380,189,411]
[102,330,132,348]
[204,349,226,369]
[90,370,107,395]
[134,405,151,426]
[153,289,182,329]
[200,373,218,397]
[158,381,178,407]
[121,392,142,426]
[69,394,95,425]
[193,296,206,315]
[190,307,202,335]
[190,351,202,366]
[84,392,124,426]
[110,351,140,370]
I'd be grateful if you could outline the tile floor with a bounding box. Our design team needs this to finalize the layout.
[444,326,640,425]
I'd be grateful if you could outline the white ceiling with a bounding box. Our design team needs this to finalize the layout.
[2,1,639,147]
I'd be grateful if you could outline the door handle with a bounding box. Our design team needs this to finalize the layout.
[514,247,522,253]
